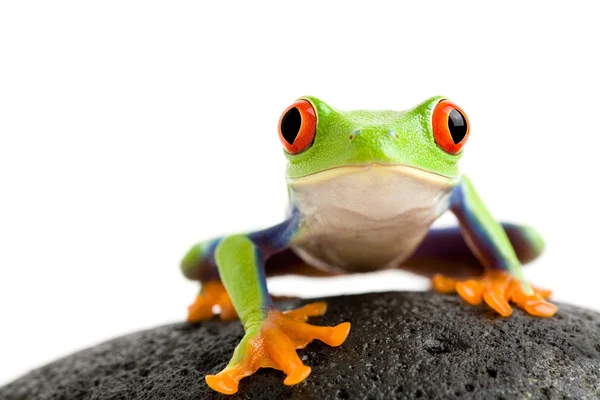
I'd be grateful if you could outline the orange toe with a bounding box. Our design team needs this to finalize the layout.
[523,297,557,317]
[532,286,553,299]
[432,270,557,318]
[483,290,513,317]
[283,365,312,386]
[456,280,485,305]
[284,301,327,321]
[187,281,237,323]
[432,274,457,294]
[511,290,558,318]
[327,322,352,347]
[187,296,214,322]
[205,302,350,394]
[205,373,239,395]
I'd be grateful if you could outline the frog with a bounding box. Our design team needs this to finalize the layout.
[180,96,556,395]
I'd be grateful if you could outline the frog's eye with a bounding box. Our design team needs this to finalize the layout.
[432,99,470,155]
[278,100,317,154]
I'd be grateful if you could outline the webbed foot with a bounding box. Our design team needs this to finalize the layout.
[205,302,351,395]
[432,270,557,317]
[187,281,237,322]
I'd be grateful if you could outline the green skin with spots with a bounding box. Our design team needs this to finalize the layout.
[181,96,544,381]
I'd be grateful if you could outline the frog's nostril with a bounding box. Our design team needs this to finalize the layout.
[349,129,360,141]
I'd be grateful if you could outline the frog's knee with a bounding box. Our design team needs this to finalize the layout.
[180,239,220,280]
[504,223,545,264]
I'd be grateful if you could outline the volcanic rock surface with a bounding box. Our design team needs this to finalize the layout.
[2,291,600,399]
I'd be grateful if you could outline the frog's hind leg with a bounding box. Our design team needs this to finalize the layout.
[403,223,555,317]
[180,238,237,322]
[403,223,545,278]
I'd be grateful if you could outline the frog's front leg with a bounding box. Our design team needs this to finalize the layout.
[434,175,557,318]
[205,225,351,395]
[180,223,337,323]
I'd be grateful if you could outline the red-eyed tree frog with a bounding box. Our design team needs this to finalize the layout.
[180,96,556,395]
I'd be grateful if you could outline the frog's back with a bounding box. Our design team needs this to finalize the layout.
[288,163,457,273]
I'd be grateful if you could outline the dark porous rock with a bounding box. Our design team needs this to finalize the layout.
[2,292,600,399]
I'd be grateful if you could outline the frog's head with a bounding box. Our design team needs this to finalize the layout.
[279,96,470,181]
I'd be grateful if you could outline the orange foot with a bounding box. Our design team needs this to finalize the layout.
[187,281,237,322]
[205,302,351,395]
[432,270,557,318]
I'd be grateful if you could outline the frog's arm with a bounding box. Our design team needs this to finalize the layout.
[450,175,532,291]
[181,216,335,323]
[214,214,301,325]
[203,212,350,395]
[428,175,556,318]
[180,213,300,322]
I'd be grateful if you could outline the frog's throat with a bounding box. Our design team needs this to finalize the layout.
[286,163,460,187]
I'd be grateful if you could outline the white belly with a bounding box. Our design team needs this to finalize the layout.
[288,164,458,273]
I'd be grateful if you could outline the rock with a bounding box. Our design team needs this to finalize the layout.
[2,291,600,399]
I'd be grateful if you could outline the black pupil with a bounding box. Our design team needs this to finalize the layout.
[448,109,467,144]
[281,107,302,145]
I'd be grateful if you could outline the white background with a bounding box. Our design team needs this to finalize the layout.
[1,1,599,387]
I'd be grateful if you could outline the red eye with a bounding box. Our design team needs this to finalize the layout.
[432,99,470,155]
[278,100,317,154]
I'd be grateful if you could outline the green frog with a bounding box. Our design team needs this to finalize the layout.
[180,96,556,395]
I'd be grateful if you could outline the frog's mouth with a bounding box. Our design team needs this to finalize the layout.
[286,162,458,232]
[287,163,459,187]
